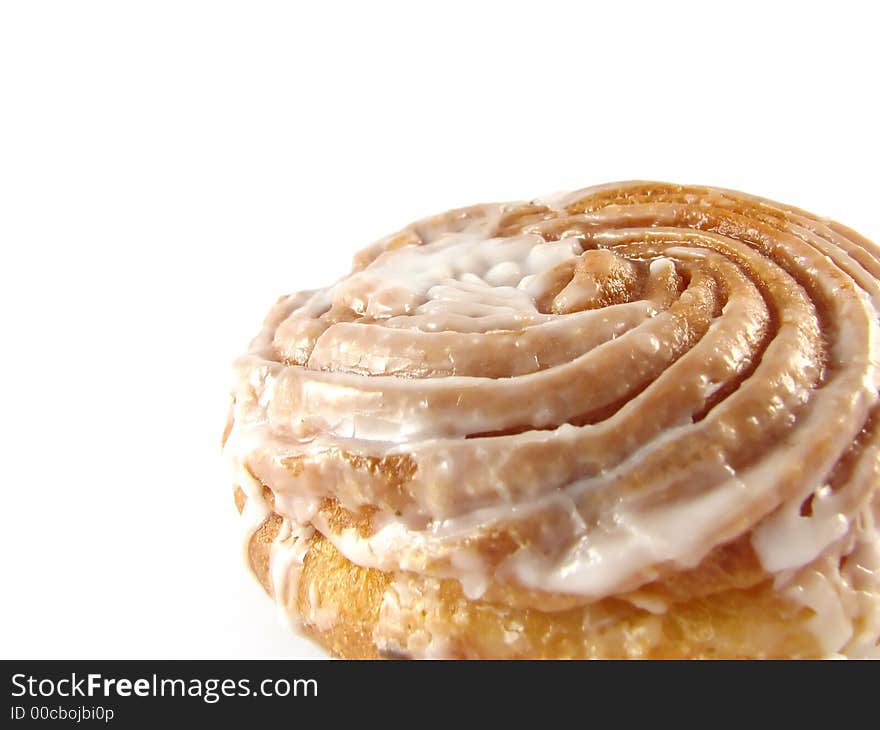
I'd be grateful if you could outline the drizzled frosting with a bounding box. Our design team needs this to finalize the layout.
[226,181,880,657]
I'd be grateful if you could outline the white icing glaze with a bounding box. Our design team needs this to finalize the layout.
[268,518,313,631]
[373,575,452,659]
[226,181,880,658]
[770,501,880,657]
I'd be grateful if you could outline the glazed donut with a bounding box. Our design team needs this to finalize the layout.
[224,181,880,659]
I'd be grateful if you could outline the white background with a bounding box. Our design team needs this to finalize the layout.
[1,1,877,658]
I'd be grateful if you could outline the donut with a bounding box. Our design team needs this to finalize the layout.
[224,181,880,659]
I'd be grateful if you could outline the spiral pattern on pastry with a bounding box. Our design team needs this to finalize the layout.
[225,181,880,658]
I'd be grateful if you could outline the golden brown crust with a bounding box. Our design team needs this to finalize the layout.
[235,488,820,659]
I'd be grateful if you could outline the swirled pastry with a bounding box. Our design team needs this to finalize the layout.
[224,181,880,659]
